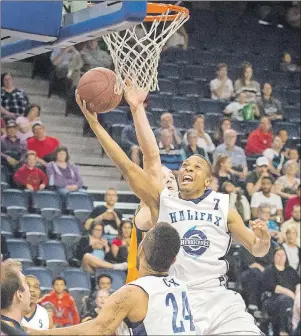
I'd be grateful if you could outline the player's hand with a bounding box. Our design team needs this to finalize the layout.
[75,91,98,126]
[124,81,148,110]
[249,219,271,241]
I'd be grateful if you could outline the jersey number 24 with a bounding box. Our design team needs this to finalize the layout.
[166,292,195,333]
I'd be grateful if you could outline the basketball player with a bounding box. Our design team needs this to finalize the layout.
[76,93,270,335]
[29,223,196,336]
[21,276,52,330]
[122,87,178,282]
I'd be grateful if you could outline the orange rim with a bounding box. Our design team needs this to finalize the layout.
[144,3,189,22]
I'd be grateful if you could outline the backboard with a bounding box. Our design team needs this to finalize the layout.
[1,1,147,62]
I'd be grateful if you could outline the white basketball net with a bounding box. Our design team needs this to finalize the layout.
[103,7,189,94]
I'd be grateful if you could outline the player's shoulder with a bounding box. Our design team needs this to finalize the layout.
[36,304,48,315]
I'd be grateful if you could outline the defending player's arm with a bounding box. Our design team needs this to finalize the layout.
[29,286,141,336]
[227,208,271,257]
[76,93,162,222]
[124,85,163,188]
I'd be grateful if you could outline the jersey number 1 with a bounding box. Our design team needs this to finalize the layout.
[165,292,195,333]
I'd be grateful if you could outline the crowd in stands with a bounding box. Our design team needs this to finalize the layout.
[1,3,300,335]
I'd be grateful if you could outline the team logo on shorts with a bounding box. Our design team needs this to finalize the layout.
[181,227,210,257]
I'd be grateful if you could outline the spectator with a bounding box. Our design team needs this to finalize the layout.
[239,244,274,313]
[288,149,300,177]
[1,72,29,118]
[209,176,219,192]
[214,129,248,179]
[75,221,127,273]
[121,122,141,167]
[159,129,185,173]
[46,146,85,195]
[263,135,285,177]
[1,118,6,136]
[84,188,122,234]
[39,277,80,327]
[277,128,290,158]
[281,204,301,248]
[13,151,48,191]
[111,221,132,263]
[262,247,300,336]
[81,289,110,322]
[246,156,275,197]
[213,154,239,191]
[244,117,273,156]
[50,47,83,87]
[81,39,112,72]
[251,176,283,223]
[183,115,215,161]
[275,161,300,201]
[154,112,182,147]
[210,63,234,100]
[256,204,281,243]
[222,181,251,222]
[280,52,301,73]
[96,274,113,291]
[212,118,232,146]
[284,185,301,220]
[16,104,41,141]
[224,92,260,121]
[1,120,27,173]
[27,123,59,166]
[182,128,206,159]
[258,83,283,120]
[282,226,300,271]
[234,62,261,103]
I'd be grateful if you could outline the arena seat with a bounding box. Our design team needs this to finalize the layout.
[6,238,33,269]
[157,62,182,79]
[31,190,62,221]
[99,110,128,128]
[110,124,125,145]
[18,214,47,256]
[243,121,260,134]
[203,113,223,132]
[173,112,194,130]
[285,90,300,106]
[95,269,126,291]
[148,93,169,111]
[197,98,224,114]
[273,122,300,138]
[283,106,300,122]
[171,96,195,113]
[1,166,10,189]
[66,192,94,223]
[23,267,53,294]
[178,80,200,97]
[37,240,68,277]
[52,215,81,259]
[158,78,178,96]
[1,213,13,238]
[1,189,27,220]
[146,112,156,128]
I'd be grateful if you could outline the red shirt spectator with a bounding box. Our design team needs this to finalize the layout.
[13,151,48,191]
[27,123,59,165]
[245,117,273,156]
[39,277,79,327]
[284,185,301,220]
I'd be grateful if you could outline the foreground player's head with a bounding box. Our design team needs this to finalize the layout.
[25,275,41,306]
[137,222,181,276]
[161,166,178,192]
[178,155,212,197]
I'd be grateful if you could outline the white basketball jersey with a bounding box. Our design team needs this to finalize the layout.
[118,276,196,335]
[158,188,231,288]
[21,304,49,330]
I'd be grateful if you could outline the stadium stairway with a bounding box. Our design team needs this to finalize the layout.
[2,62,132,192]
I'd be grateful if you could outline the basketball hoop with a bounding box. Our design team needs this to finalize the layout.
[103,2,189,94]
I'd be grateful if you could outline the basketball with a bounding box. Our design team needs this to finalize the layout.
[77,67,122,113]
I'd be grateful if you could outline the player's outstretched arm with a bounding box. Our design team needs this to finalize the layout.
[28,286,142,336]
[228,208,271,257]
[124,85,163,188]
[76,93,162,222]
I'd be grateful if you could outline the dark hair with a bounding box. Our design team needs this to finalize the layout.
[24,104,41,118]
[32,123,43,131]
[193,114,205,125]
[214,118,231,144]
[97,274,113,285]
[1,267,24,309]
[118,220,133,239]
[54,146,70,162]
[142,222,180,273]
[52,276,66,286]
[213,154,229,176]
[216,63,227,72]
[240,61,253,86]
[1,72,12,87]
[273,246,289,268]
[89,221,104,235]
[262,176,274,184]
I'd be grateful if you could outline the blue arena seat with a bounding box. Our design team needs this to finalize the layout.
[171,96,194,113]
[283,106,301,122]
[99,110,128,128]
[1,189,27,220]
[197,98,223,114]
[273,122,300,139]
[285,90,300,106]
[66,192,94,223]
[31,190,62,221]
[95,269,126,292]
[6,238,33,269]
[173,112,194,130]
[1,213,13,238]
[148,94,169,111]
[23,267,53,294]
[157,78,178,96]
[37,240,68,277]
[110,124,125,145]
[157,62,182,79]
[1,166,10,189]
[178,80,200,97]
